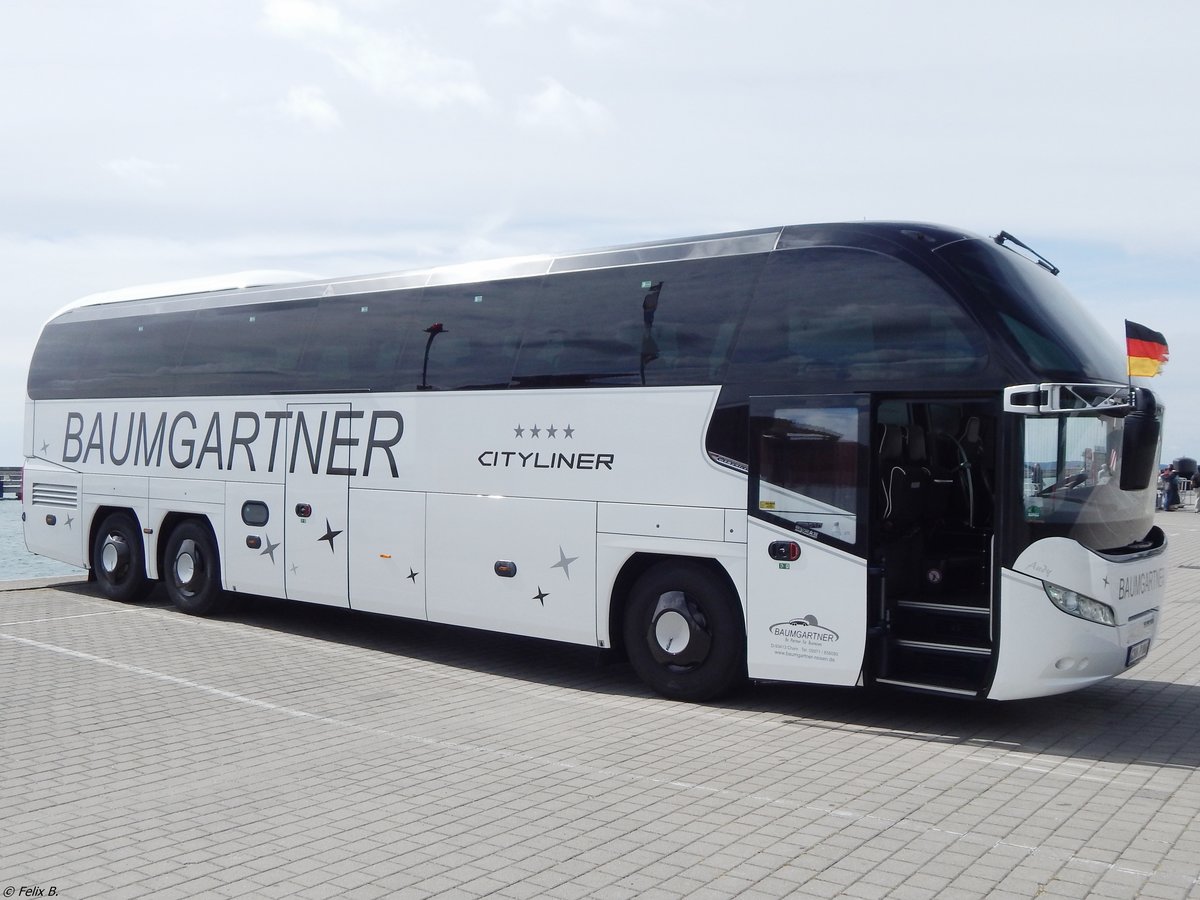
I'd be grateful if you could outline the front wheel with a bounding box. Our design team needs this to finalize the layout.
[163,521,227,616]
[92,512,151,603]
[623,562,746,702]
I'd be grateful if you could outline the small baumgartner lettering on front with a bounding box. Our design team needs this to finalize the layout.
[58,409,403,476]
[1118,568,1166,601]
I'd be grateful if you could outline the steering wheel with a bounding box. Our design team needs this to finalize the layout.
[1037,472,1087,496]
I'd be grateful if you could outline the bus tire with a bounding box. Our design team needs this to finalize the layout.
[623,562,745,702]
[163,520,227,616]
[92,512,150,603]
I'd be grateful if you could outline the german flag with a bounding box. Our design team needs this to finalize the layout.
[1126,320,1169,377]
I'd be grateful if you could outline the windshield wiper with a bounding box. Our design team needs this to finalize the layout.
[994,231,1061,276]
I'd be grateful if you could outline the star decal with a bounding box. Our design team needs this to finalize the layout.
[40,440,50,454]
[551,546,578,580]
[533,587,549,606]
[513,422,575,439]
[407,568,419,583]
[290,563,299,575]
[1103,576,1110,588]
[260,534,280,563]
[318,519,343,552]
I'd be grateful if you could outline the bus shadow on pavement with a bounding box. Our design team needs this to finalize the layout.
[750,677,1200,771]
[65,581,1200,772]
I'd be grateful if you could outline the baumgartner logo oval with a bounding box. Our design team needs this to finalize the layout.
[770,615,840,643]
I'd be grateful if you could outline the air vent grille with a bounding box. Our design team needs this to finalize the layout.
[31,482,79,509]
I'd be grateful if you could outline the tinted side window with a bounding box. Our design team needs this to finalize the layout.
[405,278,534,390]
[28,312,194,399]
[178,300,317,394]
[727,248,987,383]
[29,319,100,399]
[513,256,761,388]
[296,293,414,393]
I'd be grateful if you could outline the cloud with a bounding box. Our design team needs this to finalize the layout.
[262,0,488,108]
[485,0,564,26]
[486,0,690,27]
[280,84,341,129]
[262,0,343,34]
[518,78,612,136]
[105,158,180,190]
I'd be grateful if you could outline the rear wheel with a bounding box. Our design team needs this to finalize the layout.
[92,512,150,603]
[163,520,227,616]
[623,562,745,701]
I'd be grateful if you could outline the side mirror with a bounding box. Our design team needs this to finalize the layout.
[1120,390,1160,491]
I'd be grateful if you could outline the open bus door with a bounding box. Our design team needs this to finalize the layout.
[870,398,997,696]
[745,395,870,687]
[745,395,998,696]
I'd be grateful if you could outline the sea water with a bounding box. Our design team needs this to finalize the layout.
[0,500,85,582]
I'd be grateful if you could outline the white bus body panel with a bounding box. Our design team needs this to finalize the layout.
[223,481,286,598]
[745,518,867,686]
[426,494,597,644]
[348,489,427,619]
[22,458,86,567]
[596,503,726,543]
[284,403,351,608]
[989,537,1165,700]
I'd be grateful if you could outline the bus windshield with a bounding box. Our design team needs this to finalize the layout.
[936,239,1128,383]
[1021,411,1158,552]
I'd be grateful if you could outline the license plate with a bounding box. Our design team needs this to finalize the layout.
[1126,639,1151,667]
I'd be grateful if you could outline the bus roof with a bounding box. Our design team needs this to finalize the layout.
[51,221,979,322]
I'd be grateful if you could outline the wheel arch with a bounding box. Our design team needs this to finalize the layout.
[607,552,744,657]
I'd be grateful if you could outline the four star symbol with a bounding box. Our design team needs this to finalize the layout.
[551,546,578,580]
[512,423,574,439]
[533,587,549,606]
[318,519,343,552]
[260,534,280,563]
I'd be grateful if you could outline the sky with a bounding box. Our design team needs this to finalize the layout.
[1,1,1197,466]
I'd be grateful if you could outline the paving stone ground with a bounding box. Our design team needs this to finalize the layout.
[2,510,1200,899]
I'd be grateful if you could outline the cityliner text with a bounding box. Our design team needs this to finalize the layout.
[60,409,404,476]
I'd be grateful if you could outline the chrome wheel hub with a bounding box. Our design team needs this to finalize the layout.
[648,590,711,667]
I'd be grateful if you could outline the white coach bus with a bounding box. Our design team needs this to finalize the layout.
[22,222,1167,701]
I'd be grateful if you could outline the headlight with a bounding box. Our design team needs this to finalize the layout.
[1043,582,1116,626]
